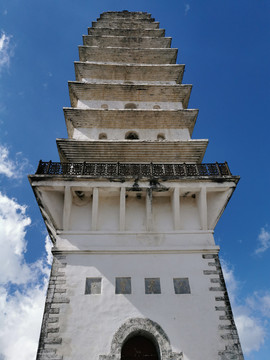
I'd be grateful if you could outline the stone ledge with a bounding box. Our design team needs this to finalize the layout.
[56,139,208,163]
[79,46,177,64]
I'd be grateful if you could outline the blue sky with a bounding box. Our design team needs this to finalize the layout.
[0,0,269,359]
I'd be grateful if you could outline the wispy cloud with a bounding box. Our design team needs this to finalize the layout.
[0,145,30,179]
[246,291,270,318]
[255,226,270,254]
[0,31,13,72]
[222,260,267,355]
[0,192,51,359]
[185,4,191,15]
[0,192,31,284]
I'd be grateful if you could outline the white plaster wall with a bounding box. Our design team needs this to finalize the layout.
[58,252,222,360]
[77,99,183,110]
[70,201,92,231]
[125,193,146,231]
[56,232,217,252]
[207,190,231,229]
[180,195,201,230]
[97,190,120,231]
[41,190,64,229]
[152,193,174,231]
[72,127,190,141]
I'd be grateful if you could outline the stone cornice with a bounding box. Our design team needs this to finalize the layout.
[56,139,208,163]
[88,27,165,37]
[78,46,178,64]
[82,35,172,49]
[68,81,191,108]
[92,20,160,29]
[63,108,198,137]
[74,61,184,84]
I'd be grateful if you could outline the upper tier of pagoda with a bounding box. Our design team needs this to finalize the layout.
[57,11,208,164]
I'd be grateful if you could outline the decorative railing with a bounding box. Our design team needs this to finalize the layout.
[35,161,232,178]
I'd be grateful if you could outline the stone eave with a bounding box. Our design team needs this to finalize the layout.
[63,108,198,137]
[56,139,208,163]
[74,61,184,84]
[29,173,239,182]
[99,12,152,20]
[92,20,160,29]
[82,35,172,49]
[68,82,192,109]
[88,28,166,37]
[78,46,178,64]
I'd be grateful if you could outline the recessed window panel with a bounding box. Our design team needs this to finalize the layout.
[145,278,161,294]
[85,277,102,294]
[115,277,132,294]
[173,278,191,294]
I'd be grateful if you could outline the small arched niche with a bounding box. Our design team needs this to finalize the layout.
[125,103,137,110]
[153,105,161,109]
[121,335,159,360]
[157,133,165,141]
[125,131,139,140]
[99,133,107,140]
[101,104,108,110]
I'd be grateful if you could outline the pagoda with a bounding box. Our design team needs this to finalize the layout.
[29,11,244,360]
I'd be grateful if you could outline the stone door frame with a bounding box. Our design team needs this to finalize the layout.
[99,318,183,360]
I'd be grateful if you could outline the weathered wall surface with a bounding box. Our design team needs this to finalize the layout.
[37,252,243,360]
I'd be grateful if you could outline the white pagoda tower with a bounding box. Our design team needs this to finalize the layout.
[29,11,244,360]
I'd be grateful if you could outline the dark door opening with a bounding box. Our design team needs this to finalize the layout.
[121,335,159,360]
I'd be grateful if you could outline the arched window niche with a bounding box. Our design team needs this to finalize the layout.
[125,131,139,140]
[99,133,108,140]
[125,103,137,110]
[157,133,165,141]
[99,318,183,360]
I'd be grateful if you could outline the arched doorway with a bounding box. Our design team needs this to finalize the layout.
[121,335,159,360]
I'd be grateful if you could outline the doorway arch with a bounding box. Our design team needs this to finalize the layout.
[121,335,159,360]
[99,318,183,360]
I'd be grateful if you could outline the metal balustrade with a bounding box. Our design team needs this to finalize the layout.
[35,161,232,178]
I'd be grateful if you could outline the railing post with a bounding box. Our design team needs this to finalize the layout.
[195,163,199,176]
[36,160,42,174]
[150,162,153,177]
[117,162,120,176]
[47,160,52,174]
[216,162,221,176]
[183,163,187,177]
[81,161,86,175]
[225,161,231,175]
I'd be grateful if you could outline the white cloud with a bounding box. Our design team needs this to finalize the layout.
[45,235,53,265]
[222,261,266,355]
[0,145,29,179]
[0,192,31,284]
[246,291,270,318]
[0,280,48,360]
[235,314,265,354]
[185,4,191,15]
[255,226,270,254]
[0,192,51,360]
[0,32,13,71]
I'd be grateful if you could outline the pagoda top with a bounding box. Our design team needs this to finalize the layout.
[100,11,152,16]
